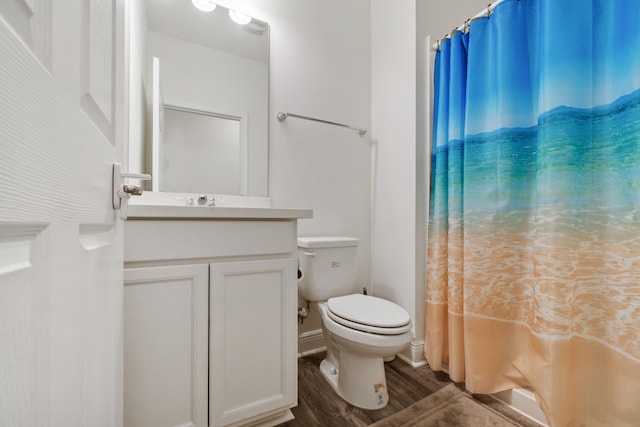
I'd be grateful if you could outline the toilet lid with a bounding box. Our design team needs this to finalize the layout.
[327,294,411,334]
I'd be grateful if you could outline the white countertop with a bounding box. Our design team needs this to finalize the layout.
[127,204,313,220]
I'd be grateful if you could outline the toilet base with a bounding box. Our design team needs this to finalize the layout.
[319,351,389,410]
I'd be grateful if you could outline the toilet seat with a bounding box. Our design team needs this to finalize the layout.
[327,294,411,335]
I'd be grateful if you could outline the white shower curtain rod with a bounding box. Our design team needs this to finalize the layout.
[431,0,506,51]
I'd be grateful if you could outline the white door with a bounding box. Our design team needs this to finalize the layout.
[0,1,126,426]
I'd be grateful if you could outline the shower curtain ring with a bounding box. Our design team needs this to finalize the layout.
[464,18,471,33]
[487,3,493,17]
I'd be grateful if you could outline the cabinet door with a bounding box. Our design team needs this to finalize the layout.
[124,264,209,427]
[210,258,297,427]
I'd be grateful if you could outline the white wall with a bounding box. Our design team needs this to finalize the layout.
[370,0,420,358]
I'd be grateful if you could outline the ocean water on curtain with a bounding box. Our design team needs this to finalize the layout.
[432,87,640,359]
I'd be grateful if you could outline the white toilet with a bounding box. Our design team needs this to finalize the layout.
[297,236,412,410]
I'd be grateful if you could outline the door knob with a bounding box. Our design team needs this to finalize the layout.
[121,184,143,196]
[112,163,151,219]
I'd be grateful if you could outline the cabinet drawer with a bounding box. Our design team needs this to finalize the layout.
[125,219,296,262]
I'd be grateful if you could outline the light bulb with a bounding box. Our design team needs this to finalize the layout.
[192,0,217,13]
[229,9,251,25]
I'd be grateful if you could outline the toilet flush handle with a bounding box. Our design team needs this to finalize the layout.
[303,251,316,257]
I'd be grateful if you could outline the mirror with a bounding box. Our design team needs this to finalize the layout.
[128,0,269,197]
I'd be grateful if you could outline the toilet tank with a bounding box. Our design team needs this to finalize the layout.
[297,236,359,302]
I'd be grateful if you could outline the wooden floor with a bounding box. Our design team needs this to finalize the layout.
[281,352,455,427]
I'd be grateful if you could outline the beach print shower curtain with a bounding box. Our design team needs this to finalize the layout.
[426,0,640,425]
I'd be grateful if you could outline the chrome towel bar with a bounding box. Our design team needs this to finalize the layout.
[277,112,367,137]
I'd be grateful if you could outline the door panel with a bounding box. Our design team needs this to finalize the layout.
[0,225,49,426]
[0,0,126,425]
[0,0,52,69]
[81,0,115,142]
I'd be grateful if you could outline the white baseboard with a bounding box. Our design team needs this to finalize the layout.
[297,329,326,357]
[437,362,546,425]
[493,388,549,426]
[439,361,546,425]
[397,339,427,367]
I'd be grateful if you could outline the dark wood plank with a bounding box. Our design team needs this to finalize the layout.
[282,352,453,427]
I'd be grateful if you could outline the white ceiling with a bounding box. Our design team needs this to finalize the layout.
[145,0,269,63]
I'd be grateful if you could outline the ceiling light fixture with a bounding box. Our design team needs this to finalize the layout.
[192,0,217,13]
[229,9,252,25]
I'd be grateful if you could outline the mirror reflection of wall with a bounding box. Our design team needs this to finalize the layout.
[161,106,243,194]
[128,0,269,197]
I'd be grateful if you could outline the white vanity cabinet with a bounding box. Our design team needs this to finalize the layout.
[123,207,311,427]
